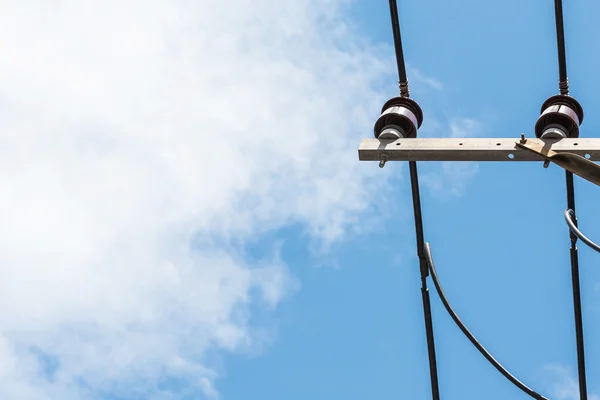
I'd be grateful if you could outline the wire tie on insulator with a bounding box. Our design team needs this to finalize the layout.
[559,79,569,95]
[399,80,410,97]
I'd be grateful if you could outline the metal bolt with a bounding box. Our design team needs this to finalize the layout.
[379,154,388,168]
[543,159,550,169]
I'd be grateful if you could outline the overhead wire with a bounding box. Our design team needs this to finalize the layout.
[565,172,588,400]
[409,161,440,400]
[554,0,569,94]
[388,0,409,97]
[553,0,588,396]
[387,1,439,399]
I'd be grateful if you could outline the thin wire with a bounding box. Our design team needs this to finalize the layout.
[554,0,569,94]
[565,209,600,253]
[387,1,439,397]
[565,171,588,400]
[388,0,410,97]
[424,243,550,400]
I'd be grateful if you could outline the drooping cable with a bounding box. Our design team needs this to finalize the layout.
[564,209,600,253]
[387,1,439,398]
[565,172,588,400]
[424,243,550,400]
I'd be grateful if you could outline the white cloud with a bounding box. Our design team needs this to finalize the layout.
[408,66,443,91]
[545,364,599,400]
[420,117,483,197]
[420,161,479,197]
[450,117,482,138]
[0,0,390,398]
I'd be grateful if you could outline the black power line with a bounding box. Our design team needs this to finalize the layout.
[565,172,588,400]
[554,0,569,94]
[388,0,409,97]
[387,1,439,399]
[409,162,440,400]
[552,0,588,396]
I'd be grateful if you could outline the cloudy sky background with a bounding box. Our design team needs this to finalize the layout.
[1,0,600,399]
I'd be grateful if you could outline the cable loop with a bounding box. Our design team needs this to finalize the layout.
[565,209,600,253]
[425,243,550,399]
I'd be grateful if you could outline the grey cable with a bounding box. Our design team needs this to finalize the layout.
[565,209,600,253]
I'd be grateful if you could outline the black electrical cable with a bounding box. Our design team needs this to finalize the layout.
[424,243,550,400]
[565,172,588,400]
[554,0,569,94]
[387,1,439,398]
[409,161,441,400]
[552,0,587,395]
[388,0,409,97]
[565,209,600,253]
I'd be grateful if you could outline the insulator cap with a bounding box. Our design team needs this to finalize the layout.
[535,95,584,139]
[374,96,424,139]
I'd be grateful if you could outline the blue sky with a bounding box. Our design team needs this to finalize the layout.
[2,1,600,399]
[219,1,600,399]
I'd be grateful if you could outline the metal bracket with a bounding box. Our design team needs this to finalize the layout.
[516,139,600,186]
[358,137,600,162]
